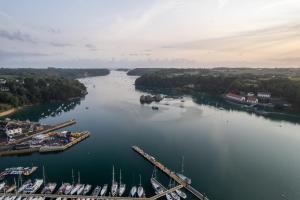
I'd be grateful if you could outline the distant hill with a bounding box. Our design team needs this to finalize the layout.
[0,68,110,79]
[127,68,164,76]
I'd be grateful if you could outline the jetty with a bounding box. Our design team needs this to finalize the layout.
[12,119,76,145]
[0,119,76,147]
[132,145,209,200]
[0,131,89,157]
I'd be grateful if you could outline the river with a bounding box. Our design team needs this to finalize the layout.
[1,71,300,200]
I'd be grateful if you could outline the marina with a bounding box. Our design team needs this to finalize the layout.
[0,146,207,200]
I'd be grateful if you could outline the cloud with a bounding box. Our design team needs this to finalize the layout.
[160,23,300,52]
[0,50,48,60]
[0,30,37,43]
[85,44,98,51]
[129,52,152,57]
[50,42,73,47]
[0,11,11,20]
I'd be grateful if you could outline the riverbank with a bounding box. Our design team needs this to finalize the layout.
[0,108,18,117]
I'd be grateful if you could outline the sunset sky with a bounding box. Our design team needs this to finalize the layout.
[0,0,300,68]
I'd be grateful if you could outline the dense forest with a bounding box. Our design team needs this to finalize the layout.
[127,68,164,76]
[0,68,110,112]
[0,67,110,79]
[135,68,300,111]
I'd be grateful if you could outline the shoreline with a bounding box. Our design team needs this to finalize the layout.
[0,108,18,117]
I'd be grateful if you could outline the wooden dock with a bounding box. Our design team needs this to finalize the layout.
[12,119,77,145]
[39,131,90,153]
[132,145,210,200]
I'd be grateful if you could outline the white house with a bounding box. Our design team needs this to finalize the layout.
[257,92,271,98]
[6,128,22,138]
[246,96,258,104]
[0,79,6,84]
[0,86,9,92]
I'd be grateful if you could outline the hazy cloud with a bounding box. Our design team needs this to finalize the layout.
[0,10,11,20]
[0,50,48,59]
[50,42,73,47]
[161,23,300,51]
[85,44,98,51]
[0,30,37,43]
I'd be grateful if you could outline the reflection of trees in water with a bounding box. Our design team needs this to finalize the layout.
[136,86,300,125]
[9,99,82,122]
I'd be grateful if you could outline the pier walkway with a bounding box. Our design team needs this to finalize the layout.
[0,192,148,200]
[132,146,209,200]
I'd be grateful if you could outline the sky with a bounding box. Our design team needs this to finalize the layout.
[0,0,300,68]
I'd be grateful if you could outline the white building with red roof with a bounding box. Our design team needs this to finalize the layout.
[225,93,246,102]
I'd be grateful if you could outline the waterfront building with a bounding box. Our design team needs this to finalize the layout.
[225,92,246,102]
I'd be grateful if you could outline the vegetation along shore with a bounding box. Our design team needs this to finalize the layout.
[133,68,300,112]
[0,68,110,116]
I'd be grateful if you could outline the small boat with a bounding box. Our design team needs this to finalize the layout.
[171,192,180,200]
[111,166,118,197]
[15,197,22,200]
[151,106,159,110]
[137,175,144,198]
[70,184,82,195]
[63,183,73,195]
[118,170,125,196]
[176,189,187,199]
[9,196,16,200]
[41,182,57,194]
[130,186,137,197]
[6,185,16,193]
[166,193,173,200]
[23,167,38,176]
[100,184,107,196]
[83,185,91,195]
[151,179,164,194]
[92,186,101,196]
[24,179,43,194]
[56,197,61,200]
[0,182,5,191]
[57,183,67,194]
[77,184,85,195]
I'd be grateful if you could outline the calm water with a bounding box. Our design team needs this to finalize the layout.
[1,71,300,200]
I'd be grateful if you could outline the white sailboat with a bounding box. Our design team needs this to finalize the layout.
[111,166,118,197]
[100,184,107,196]
[118,169,126,196]
[130,186,137,197]
[137,175,144,198]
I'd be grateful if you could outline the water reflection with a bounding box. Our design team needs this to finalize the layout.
[135,87,300,124]
[7,99,82,122]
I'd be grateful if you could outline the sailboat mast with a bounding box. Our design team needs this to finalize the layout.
[112,165,115,184]
[181,156,185,174]
[119,169,122,185]
[72,169,74,185]
[168,178,172,188]
[139,174,141,186]
[43,166,46,186]
[152,167,157,178]
[78,171,80,184]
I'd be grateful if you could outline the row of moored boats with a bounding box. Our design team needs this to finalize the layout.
[1,166,188,200]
